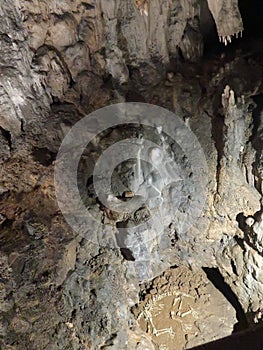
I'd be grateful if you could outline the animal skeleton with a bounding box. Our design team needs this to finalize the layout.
[137,291,194,338]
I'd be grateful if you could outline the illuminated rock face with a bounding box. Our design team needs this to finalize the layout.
[207,0,244,44]
[0,0,245,140]
[77,118,207,281]
[0,0,263,349]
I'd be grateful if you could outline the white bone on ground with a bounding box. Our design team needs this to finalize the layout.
[246,217,255,227]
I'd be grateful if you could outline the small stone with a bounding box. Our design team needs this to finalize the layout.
[246,217,255,227]
[11,317,31,334]
[167,72,174,81]
[66,322,74,329]
[123,191,135,198]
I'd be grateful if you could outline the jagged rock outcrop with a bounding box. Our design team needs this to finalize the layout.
[0,1,50,142]
[207,0,243,44]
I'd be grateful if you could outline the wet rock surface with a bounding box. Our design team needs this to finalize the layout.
[0,0,262,349]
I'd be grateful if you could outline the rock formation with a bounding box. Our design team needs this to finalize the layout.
[0,1,262,349]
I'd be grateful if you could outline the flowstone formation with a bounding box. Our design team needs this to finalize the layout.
[0,0,263,349]
[73,107,207,281]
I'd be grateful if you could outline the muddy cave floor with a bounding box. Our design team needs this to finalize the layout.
[1,33,263,349]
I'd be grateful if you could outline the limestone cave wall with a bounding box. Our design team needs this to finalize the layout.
[0,1,262,349]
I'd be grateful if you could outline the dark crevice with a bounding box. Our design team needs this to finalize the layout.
[115,224,135,262]
[101,333,117,348]
[203,267,248,332]
[33,44,74,86]
[0,218,13,230]
[236,212,247,232]
[236,212,256,252]
[251,94,263,194]
[251,94,263,155]
[0,126,12,150]
[244,164,250,187]
[20,119,25,132]
[200,0,221,56]
[236,209,263,255]
[190,323,263,349]
[120,248,135,261]
[31,147,56,166]
[251,96,263,143]
[231,260,238,276]
[81,3,95,10]
[207,111,225,195]
[234,235,245,251]
[252,161,262,196]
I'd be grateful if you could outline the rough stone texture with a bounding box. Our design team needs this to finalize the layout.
[18,0,208,95]
[0,1,50,141]
[207,0,243,44]
[75,117,207,282]
[0,0,263,349]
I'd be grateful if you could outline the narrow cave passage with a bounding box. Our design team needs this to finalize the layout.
[203,268,248,332]
[200,0,221,55]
